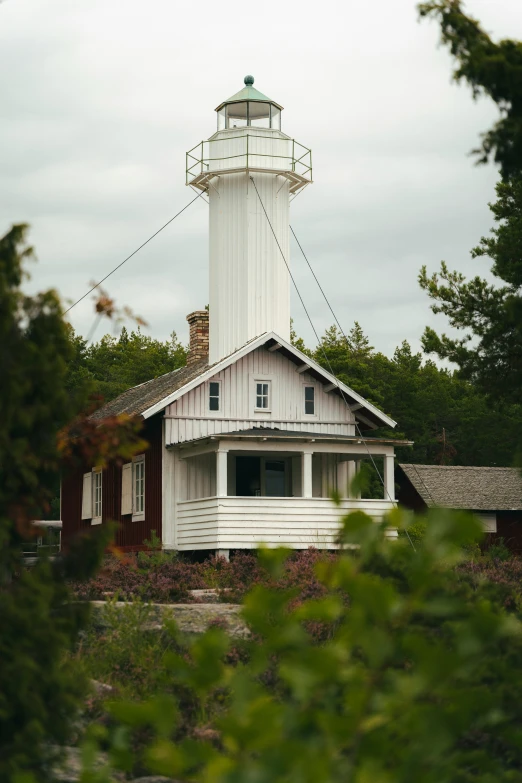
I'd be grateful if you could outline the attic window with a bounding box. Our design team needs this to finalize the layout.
[209,381,221,411]
[304,386,315,415]
[256,382,270,410]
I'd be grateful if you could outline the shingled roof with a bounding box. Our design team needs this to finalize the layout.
[90,359,209,420]
[399,464,522,511]
[90,331,397,430]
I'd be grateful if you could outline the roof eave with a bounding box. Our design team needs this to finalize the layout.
[142,331,397,430]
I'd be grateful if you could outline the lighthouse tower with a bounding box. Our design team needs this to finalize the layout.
[186,76,312,364]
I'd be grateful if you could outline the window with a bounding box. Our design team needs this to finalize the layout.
[304,386,315,415]
[226,101,248,128]
[249,101,270,128]
[270,105,281,130]
[256,381,270,410]
[133,456,145,517]
[222,102,281,130]
[209,381,220,411]
[92,468,102,521]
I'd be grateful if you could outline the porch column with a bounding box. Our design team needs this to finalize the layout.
[302,450,313,498]
[384,453,395,501]
[347,460,360,499]
[337,460,349,498]
[216,448,228,497]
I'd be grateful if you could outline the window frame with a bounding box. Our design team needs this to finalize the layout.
[304,384,316,417]
[255,380,271,412]
[132,454,145,523]
[302,381,319,419]
[91,467,102,525]
[208,379,222,413]
[223,101,280,130]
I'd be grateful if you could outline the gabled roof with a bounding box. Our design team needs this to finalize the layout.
[92,332,397,431]
[399,464,522,511]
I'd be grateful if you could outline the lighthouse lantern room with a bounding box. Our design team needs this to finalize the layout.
[186,76,312,364]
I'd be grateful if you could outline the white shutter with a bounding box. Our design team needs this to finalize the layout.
[121,463,132,516]
[477,513,497,533]
[81,472,93,519]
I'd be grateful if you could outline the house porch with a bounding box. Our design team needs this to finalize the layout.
[164,432,399,552]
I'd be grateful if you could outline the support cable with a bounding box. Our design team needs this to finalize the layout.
[64,190,206,315]
[290,222,437,512]
[251,175,416,549]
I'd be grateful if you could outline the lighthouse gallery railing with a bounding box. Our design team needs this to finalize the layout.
[186,134,312,191]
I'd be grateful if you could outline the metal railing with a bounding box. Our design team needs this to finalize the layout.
[186,133,312,187]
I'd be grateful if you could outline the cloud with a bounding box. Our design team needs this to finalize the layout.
[0,0,513,358]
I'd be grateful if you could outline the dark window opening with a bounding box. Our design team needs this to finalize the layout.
[209,381,220,411]
[305,386,315,415]
[265,460,286,496]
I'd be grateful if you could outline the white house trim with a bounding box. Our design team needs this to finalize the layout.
[142,331,397,430]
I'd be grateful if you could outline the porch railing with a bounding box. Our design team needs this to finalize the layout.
[176,496,395,551]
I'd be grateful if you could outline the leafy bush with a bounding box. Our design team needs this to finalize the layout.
[485,536,512,562]
[77,599,178,700]
[79,507,522,783]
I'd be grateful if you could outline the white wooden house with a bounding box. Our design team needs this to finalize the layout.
[62,77,407,555]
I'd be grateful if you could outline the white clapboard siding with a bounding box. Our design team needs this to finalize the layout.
[121,463,132,515]
[165,347,355,445]
[176,497,395,550]
[81,472,92,520]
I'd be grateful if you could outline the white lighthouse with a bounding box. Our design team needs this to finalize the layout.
[186,76,312,364]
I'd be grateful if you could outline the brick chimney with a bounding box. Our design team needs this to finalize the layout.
[186,310,209,367]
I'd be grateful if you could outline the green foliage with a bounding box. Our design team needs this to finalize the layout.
[69,326,187,405]
[419,0,522,178]
[486,537,511,563]
[399,515,427,546]
[304,319,522,467]
[86,507,522,783]
[0,225,142,781]
[78,599,176,700]
[0,225,76,539]
[419,178,522,406]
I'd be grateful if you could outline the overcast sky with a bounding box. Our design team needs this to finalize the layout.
[1,0,519,355]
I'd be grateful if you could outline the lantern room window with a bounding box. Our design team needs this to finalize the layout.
[249,101,270,129]
[227,102,248,128]
[219,102,282,131]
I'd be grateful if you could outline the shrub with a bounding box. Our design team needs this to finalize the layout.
[83,507,522,783]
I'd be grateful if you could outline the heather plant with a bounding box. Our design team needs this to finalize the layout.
[81,506,522,783]
[485,536,511,563]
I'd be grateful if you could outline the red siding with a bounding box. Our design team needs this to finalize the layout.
[489,512,522,555]
[61,414,163,551]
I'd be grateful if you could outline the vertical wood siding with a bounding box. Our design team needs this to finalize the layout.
[209,166,291,362]
[61,414,163,551]
[165,346,355,445]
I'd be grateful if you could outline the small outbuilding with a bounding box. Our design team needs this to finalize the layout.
[398,464,522,552]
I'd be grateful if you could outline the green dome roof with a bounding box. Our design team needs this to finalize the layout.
[215,76,283,112]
